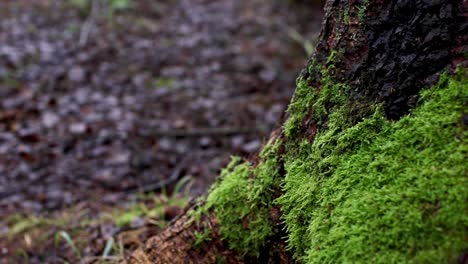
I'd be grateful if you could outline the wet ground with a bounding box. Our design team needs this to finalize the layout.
[0,0,322,261]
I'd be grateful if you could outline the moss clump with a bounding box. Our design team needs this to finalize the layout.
[285,51,349,138]
[204,140,282,256]
[284,76,319,137]
[201,43,466,261]
[277,70,467,263]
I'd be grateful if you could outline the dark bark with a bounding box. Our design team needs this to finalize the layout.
[307,0,466,120]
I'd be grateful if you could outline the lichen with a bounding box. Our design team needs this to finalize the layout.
[277,69,467,263]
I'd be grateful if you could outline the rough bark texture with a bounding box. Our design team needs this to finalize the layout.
[130,205,240,264]
[304,0,467,122]
[130,0,467,263]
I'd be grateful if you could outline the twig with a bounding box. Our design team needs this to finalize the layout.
[127,156,190,194]
[0,187,21,200]
[80,255,123,263]
[78,0,99,48]
[147,125,270,138]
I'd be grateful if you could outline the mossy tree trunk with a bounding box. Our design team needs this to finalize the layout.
[131,0,467,263]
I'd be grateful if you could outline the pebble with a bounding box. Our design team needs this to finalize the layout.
[69,123,87,134]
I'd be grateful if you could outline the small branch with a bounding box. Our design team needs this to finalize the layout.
[78,0,99,48]
[0,187,21,200]
[147,125,270,138]
[127,156,190,194]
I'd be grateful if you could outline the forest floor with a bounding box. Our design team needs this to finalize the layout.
[0,0,322,262]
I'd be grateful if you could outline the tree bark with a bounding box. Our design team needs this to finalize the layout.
[130,0,467,263]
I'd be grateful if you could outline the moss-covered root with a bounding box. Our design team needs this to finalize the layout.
[278,70,468,263]
[131,69,466,263]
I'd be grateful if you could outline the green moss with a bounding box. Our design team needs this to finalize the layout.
[277,70,467,263]
[343,8,351,25]
[153,77,176,89]
[284,76,319,137]
[204,140,282,256]
[200,39,465,261]
[194,228,212,248]
[215,255,228,264]
[285,51,348,138]
[357,0,369,21]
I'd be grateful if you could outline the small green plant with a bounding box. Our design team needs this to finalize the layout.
[101,237,114,259]
[69,0,131,13]
[106,0,131,24]
[357,0,369,21]
[55,231,82,259]
[153,77,176,89]
[343,9,350,25]
[67,23,81,33]
[0,73,22,89]
[215,255,228,264]
[6,214,68,237]
[112,179,190,227]
[109,0,130,11]
[287,27,316,56]
[69,0,88,9]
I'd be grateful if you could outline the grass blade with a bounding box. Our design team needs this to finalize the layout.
[58,231,81,258]
[102,237,114,259]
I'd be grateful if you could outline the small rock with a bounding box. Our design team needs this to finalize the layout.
[74,88,89,104]
[199,136,212,147]
[69,123,87,134]
[158,138,172,151]
[109,152,130,165]
[259,68,276,83]
[108,108,122,121]
[42,111,59,128]
[242,140,261,153]
[104,96,118,106]
[68,66,86,82]
[231,135,245,149]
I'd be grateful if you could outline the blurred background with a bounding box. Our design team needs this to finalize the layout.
[0,0,323,262]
